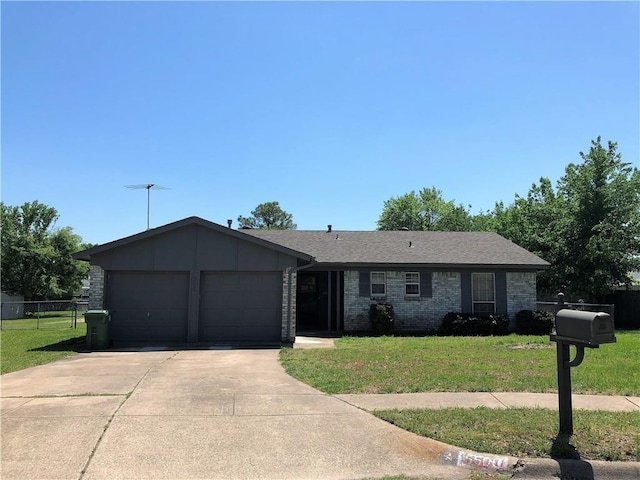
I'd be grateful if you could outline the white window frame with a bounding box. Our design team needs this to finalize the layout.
[472,273,495,314]
[370,272,386,297]
[405,272,420,297]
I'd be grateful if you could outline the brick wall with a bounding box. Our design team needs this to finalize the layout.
[507,271,537,324]
[344,270,539,332]
[88,264,105,310]
[281,270,297,342]
[343,271,461,333]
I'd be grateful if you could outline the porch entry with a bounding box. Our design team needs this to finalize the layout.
[296,271,343,332]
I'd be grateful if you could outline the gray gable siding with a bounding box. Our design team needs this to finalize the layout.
[91,224,299,272]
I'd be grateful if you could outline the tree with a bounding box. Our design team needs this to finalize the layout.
[237,201,297,230]
[492,138,640,300]
[558,138,640,300]
[1,201,90,300]
[492,177,569,296]
[377,187,473,231]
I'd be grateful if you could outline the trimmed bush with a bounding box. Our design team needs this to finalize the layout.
[439,312,510,336]
[515,310,555,335]
[369,303,395,335]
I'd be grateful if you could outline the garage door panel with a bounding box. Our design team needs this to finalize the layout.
[107,272,189,344]
[199,272,282,343]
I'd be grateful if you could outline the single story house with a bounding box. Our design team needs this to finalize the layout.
[74,216,549,346]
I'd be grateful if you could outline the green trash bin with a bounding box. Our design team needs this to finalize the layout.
[84,310,111,349]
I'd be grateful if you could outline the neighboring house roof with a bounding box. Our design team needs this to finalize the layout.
[73,216,312,262]
[243,229,550,269]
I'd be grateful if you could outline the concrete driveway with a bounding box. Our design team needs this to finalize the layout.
[1,349,499,480]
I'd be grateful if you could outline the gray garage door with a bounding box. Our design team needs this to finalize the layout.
[107,271,189,343]
[199,272,282,344]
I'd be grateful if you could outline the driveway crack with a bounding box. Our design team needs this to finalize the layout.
[77,351,180,480]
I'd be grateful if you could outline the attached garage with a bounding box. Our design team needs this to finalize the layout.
[75,217,311,346]
[107,271,189,343]
[199,272,282,344]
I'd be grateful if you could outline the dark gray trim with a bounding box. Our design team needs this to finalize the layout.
[495,271,507,315]
[304,263,548,271]
[461,272,472,313]
[420,272,432,298]
[359,271,370,297]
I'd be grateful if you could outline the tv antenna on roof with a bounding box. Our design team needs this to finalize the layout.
[125,183,171,230]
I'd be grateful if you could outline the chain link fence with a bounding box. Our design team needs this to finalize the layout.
[536,299,614,319]
[0,300,88,330]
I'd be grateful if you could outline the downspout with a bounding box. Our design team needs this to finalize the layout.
[286,257,316,344]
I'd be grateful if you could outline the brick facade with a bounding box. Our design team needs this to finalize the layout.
[506,271,537,326]
[88,264,105,310]
[343,270,461,333]
[343,270,538,333]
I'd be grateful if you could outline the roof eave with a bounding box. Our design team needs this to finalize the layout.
[307,262,551,270]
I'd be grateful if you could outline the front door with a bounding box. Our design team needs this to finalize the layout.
[296,273,321,331]
[296,272,344,332]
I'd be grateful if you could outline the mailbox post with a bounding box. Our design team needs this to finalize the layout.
[550,295,616,435]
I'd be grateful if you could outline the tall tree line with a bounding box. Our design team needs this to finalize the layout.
[377,138,640,301]
[1,201,91,300]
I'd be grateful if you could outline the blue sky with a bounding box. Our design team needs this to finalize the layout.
[2,1,638,245]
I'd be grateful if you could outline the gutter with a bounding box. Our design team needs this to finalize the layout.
[285,257,316,345]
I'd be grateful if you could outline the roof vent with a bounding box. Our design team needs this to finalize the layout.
[327,225,332,232]
[409,241,413,248]
[227,219,232,228]
[240,226,252,229]
[400,226,409,231]
[336,234,339,240]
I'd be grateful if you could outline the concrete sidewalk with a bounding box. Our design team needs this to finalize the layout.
[337,391,640,412]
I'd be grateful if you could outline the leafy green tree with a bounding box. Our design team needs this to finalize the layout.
[1,201,89,300]
[237,201,297,230]
[558,138,640,300]
[492,178,569,296]
[377,187,473,231]
[493,138,640,300]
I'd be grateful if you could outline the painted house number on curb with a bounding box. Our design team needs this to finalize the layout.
[440,450,510,471]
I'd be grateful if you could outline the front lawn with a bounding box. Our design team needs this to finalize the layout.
[0,327,85,374]
[375,407,640,462]
[280,333,640,395]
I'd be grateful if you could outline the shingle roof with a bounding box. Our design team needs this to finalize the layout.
[242,229,550,269]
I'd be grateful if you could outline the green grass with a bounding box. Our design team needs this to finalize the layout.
[1,326,86,374]
[1,310,81,330]
[375,407,640,462]
[280,333,640,395]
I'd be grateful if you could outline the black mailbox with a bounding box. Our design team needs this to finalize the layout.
[554,309,616,346]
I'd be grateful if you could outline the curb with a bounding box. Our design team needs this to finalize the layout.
[511,457,640,479]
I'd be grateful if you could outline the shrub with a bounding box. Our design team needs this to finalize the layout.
[438,312,509,336]
[369,303,395,335]
[515,310,555,335]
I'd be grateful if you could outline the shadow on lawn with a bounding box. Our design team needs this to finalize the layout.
[29,336,86,352]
